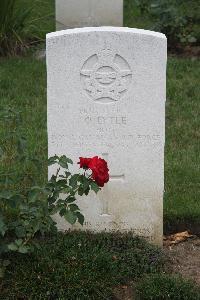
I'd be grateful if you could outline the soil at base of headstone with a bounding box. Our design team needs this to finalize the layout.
[112,237,200,300]
[164,236,200,286]
[112,284,136,300]
[164,221,200,238]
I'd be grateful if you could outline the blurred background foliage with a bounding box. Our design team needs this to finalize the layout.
[0,0,199,56]
[125,0,200,52]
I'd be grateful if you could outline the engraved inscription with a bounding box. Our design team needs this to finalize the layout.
[84,116,127,125]
[80,49,132,103]
[50,133,162,149]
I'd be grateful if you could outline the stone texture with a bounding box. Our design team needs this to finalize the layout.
[46,27,167,245]
[56,0,123,30]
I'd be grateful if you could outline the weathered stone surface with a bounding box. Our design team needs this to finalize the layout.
[47,27,167,245]
[56,0,123,30]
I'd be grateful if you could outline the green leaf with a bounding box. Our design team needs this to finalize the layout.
[65,171,71,178]
[61,156,73,165]
[56,179,67,188]
[59,155,72,168]
[56,199,65,205]
[69,174,79,188]
[41,187,52,196]
[15,239,23,247]
[0,243,8,255]
[15,226,26,238]
[0,217,7,236]
[8,243,18,251]
[49,204,60,215]
[64,210,77,225]
[188,36,197,43]
[84,186,90,196]
[48,155,59,166]
[48,195,57,205]
[11,194,23,202]
[2,260,10,267]
[59,172,71,179]
[69,204,79,212]
[81,176,90,192]
[65,196,76,203]
[18,245,29,254]
[0,190,13,199]
[9,194,23,208]
[28,189,39,203]
[59,161,68,169]
[59,208,66,217]
[76,212,84,226]
[61,187,71,194]
[78,187,84,196]
[49,175,57,183]
[90,181,100,193]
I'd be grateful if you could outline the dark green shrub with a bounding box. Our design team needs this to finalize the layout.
[150,0,198,48]
[0,105,104,278]
[0,106,55,276]
[136,273,200,300]
[133,0,199,49]
[134,0,149,15]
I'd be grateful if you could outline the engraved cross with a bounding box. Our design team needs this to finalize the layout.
[100,153,124,216]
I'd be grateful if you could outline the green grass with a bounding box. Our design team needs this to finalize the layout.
[136,273,200,300]
[1,232,164,299]
[164,57,200,228]
[1,232,199,299]
[0,57,47,186]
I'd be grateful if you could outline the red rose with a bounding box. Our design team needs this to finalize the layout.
[88,156,109,187]
[78,157,91,169]
[78,156,109,187]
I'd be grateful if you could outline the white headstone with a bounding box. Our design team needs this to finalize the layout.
[56,0,123,30]
[47,27,167,245]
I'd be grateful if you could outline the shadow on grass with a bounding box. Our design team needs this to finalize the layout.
[1,231,164,299]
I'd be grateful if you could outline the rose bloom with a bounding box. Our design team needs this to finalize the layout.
[78,157,91,169]
[78,156,109,187]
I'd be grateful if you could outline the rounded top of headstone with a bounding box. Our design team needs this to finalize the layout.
[46,26,166,40]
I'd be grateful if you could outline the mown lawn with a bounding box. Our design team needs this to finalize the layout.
[165,58,200,230]
[1,232,200,299]
[2,233,162,299]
